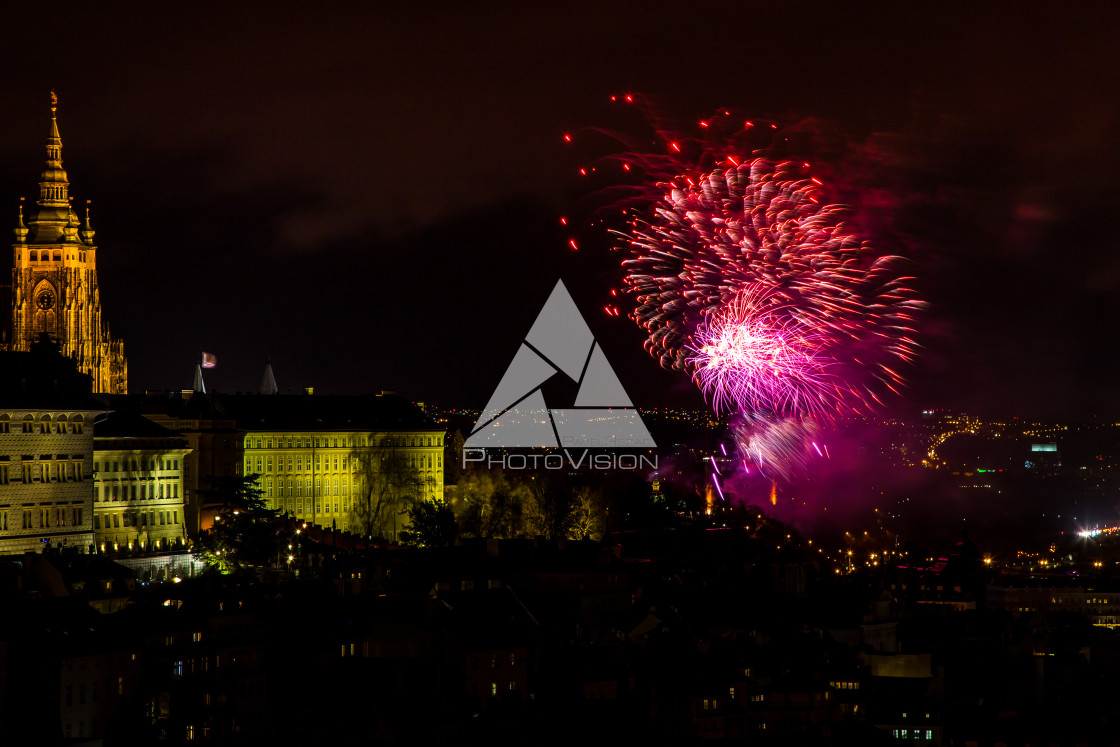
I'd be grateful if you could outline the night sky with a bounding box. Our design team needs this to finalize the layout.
[1,2,1118,418]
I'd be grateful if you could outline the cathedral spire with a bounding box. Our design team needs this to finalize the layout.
[13,197,28,243]
[38,91,69,208]
[193,363,207,394]
[80,199,95,243]
[259,358,279,395]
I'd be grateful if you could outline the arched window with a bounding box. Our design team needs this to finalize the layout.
[29,251,37,261]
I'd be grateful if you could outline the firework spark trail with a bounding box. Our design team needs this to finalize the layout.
[734,414,822,483]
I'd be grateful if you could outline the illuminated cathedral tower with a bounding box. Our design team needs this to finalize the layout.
[10,92,127,394]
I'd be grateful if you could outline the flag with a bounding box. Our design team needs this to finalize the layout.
[201,352,217,369]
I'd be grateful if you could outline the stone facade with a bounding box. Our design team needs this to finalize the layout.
[0,341,106,554]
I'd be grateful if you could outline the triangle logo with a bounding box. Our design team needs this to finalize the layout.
[465,280,656,449]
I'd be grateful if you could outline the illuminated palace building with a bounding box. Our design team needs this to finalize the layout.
[4,93,126,394]
[143,391,446,539]
[91,413,190,554]
[234,394,445,537]
[243,427,444,534]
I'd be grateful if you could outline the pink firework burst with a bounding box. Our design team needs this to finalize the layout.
[619,156,921,416]
[688,287,835,418]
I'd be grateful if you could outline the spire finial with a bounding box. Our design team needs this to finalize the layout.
[50,90,57,114]
[14,197,28,243]
[80,198,95,245]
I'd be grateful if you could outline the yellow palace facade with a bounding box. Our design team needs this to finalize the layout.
[241,428,444,535]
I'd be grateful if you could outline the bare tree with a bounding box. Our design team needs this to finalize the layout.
[451,467,528,539]
[524,473,576,540]
[349,434,425,541]
[568,486,605,541]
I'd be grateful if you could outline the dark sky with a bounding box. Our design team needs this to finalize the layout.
[1,2,1118,418]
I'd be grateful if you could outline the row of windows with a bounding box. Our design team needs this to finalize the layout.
[23,250,88,262]
[248,454,444,474]
[93,510,178,529]
[0,462,85,484]
[94,458,179,473]
[276,498,348,515]
[252,456,349,472]
[829,681,861,690]
[246,435,443,449]
[95,483,180,501]
[892,729,934,740]
[268,478,348,497]
[0,421,84,434]
[3,505,84,530]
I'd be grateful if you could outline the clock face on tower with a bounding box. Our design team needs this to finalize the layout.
[36,290,55,310]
